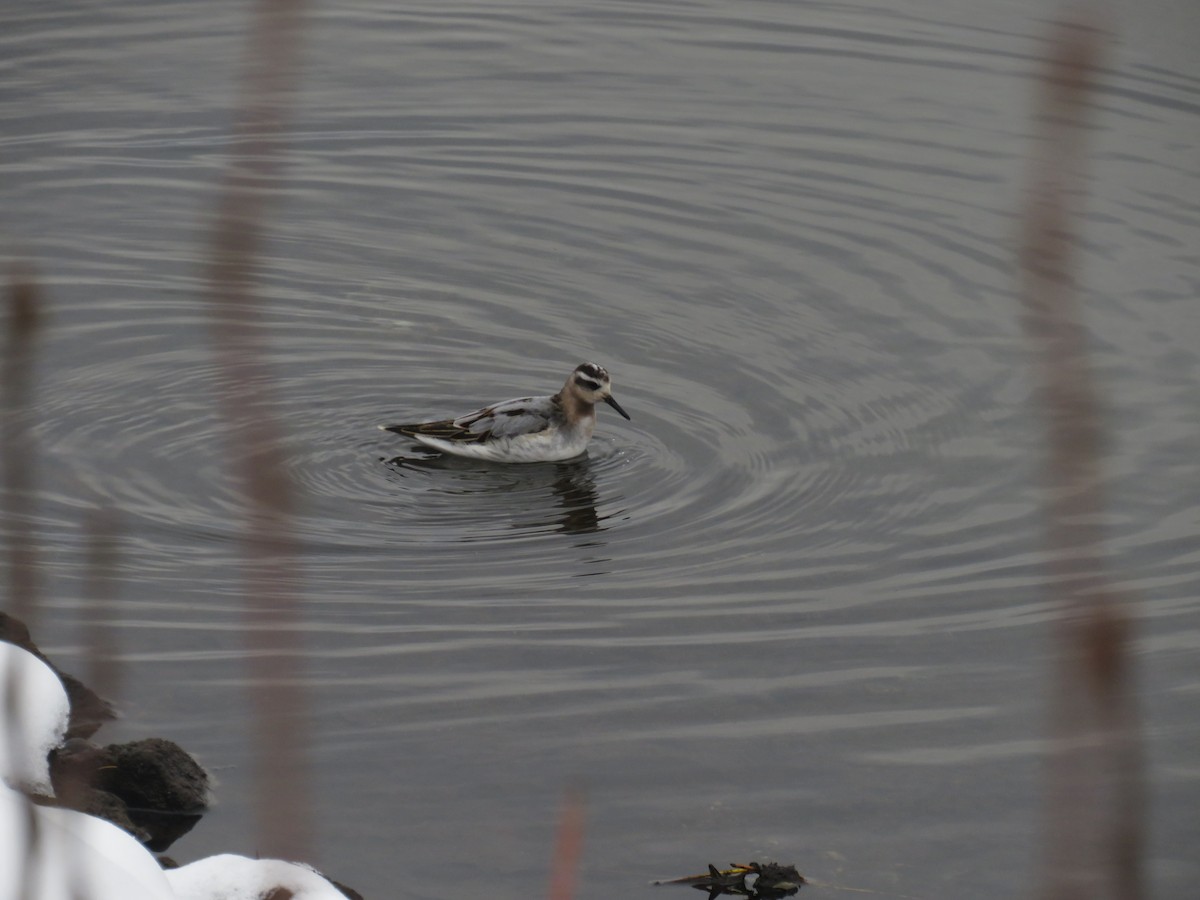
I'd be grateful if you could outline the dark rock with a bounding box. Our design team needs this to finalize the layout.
[49,738,115,801]
[102,738,210,812]
[6,614,361,896]
[129,806,206,853]
[749,863,805,899]
[0,611,117,739]
[60,672,118,739]
[0,611,33,647]
[49,735,211,851]
[98,738,211,852]
[330,878,366,900]
[76,789,151,845]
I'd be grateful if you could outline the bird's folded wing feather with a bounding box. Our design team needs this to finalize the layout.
[457,397,553,439]
[386,396,552,443]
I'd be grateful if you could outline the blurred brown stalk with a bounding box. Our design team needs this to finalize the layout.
[1019,20,1144,900]
[547,786,588,900]
[82,508,122,707]
[3,271,42,627]
[4,269,44,900]
[205,0,311,861]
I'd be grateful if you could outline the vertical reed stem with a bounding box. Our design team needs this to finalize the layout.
[547,786,588,900]
[3,268,44,900]
[1019,20,1144,900]
[3,271,42,626]
[82,508,122,707]
[205,0,310,861]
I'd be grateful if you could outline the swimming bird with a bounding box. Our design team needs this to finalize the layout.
[381,362,631,463]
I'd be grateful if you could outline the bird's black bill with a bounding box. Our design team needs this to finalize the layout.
[605,395,631,420]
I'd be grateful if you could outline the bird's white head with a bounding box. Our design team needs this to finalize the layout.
[567,362,630,419]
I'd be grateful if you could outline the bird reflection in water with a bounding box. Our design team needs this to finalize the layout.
[382,452,608,537]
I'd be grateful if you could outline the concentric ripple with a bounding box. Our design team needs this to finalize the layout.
[3,3,1198,897]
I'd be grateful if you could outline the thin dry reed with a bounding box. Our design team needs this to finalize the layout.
[1019,20,1144,900]
[204,0,311,862]
[3,269,45,900]
[547,786,588,900]
[82,508,122,708]
[3,270,42,627]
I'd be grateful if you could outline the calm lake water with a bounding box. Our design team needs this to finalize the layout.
[2,1,1197,898]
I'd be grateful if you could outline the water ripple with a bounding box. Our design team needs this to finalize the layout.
[4,4,1198,894]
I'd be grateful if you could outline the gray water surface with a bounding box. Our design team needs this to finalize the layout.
[2,2,1197,898]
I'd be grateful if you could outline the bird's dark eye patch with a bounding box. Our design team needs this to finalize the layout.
[575,376,602,391]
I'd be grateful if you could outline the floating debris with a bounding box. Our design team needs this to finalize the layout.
[653,862,806,900]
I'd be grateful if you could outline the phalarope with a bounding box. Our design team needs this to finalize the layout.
[381,362,631,463]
